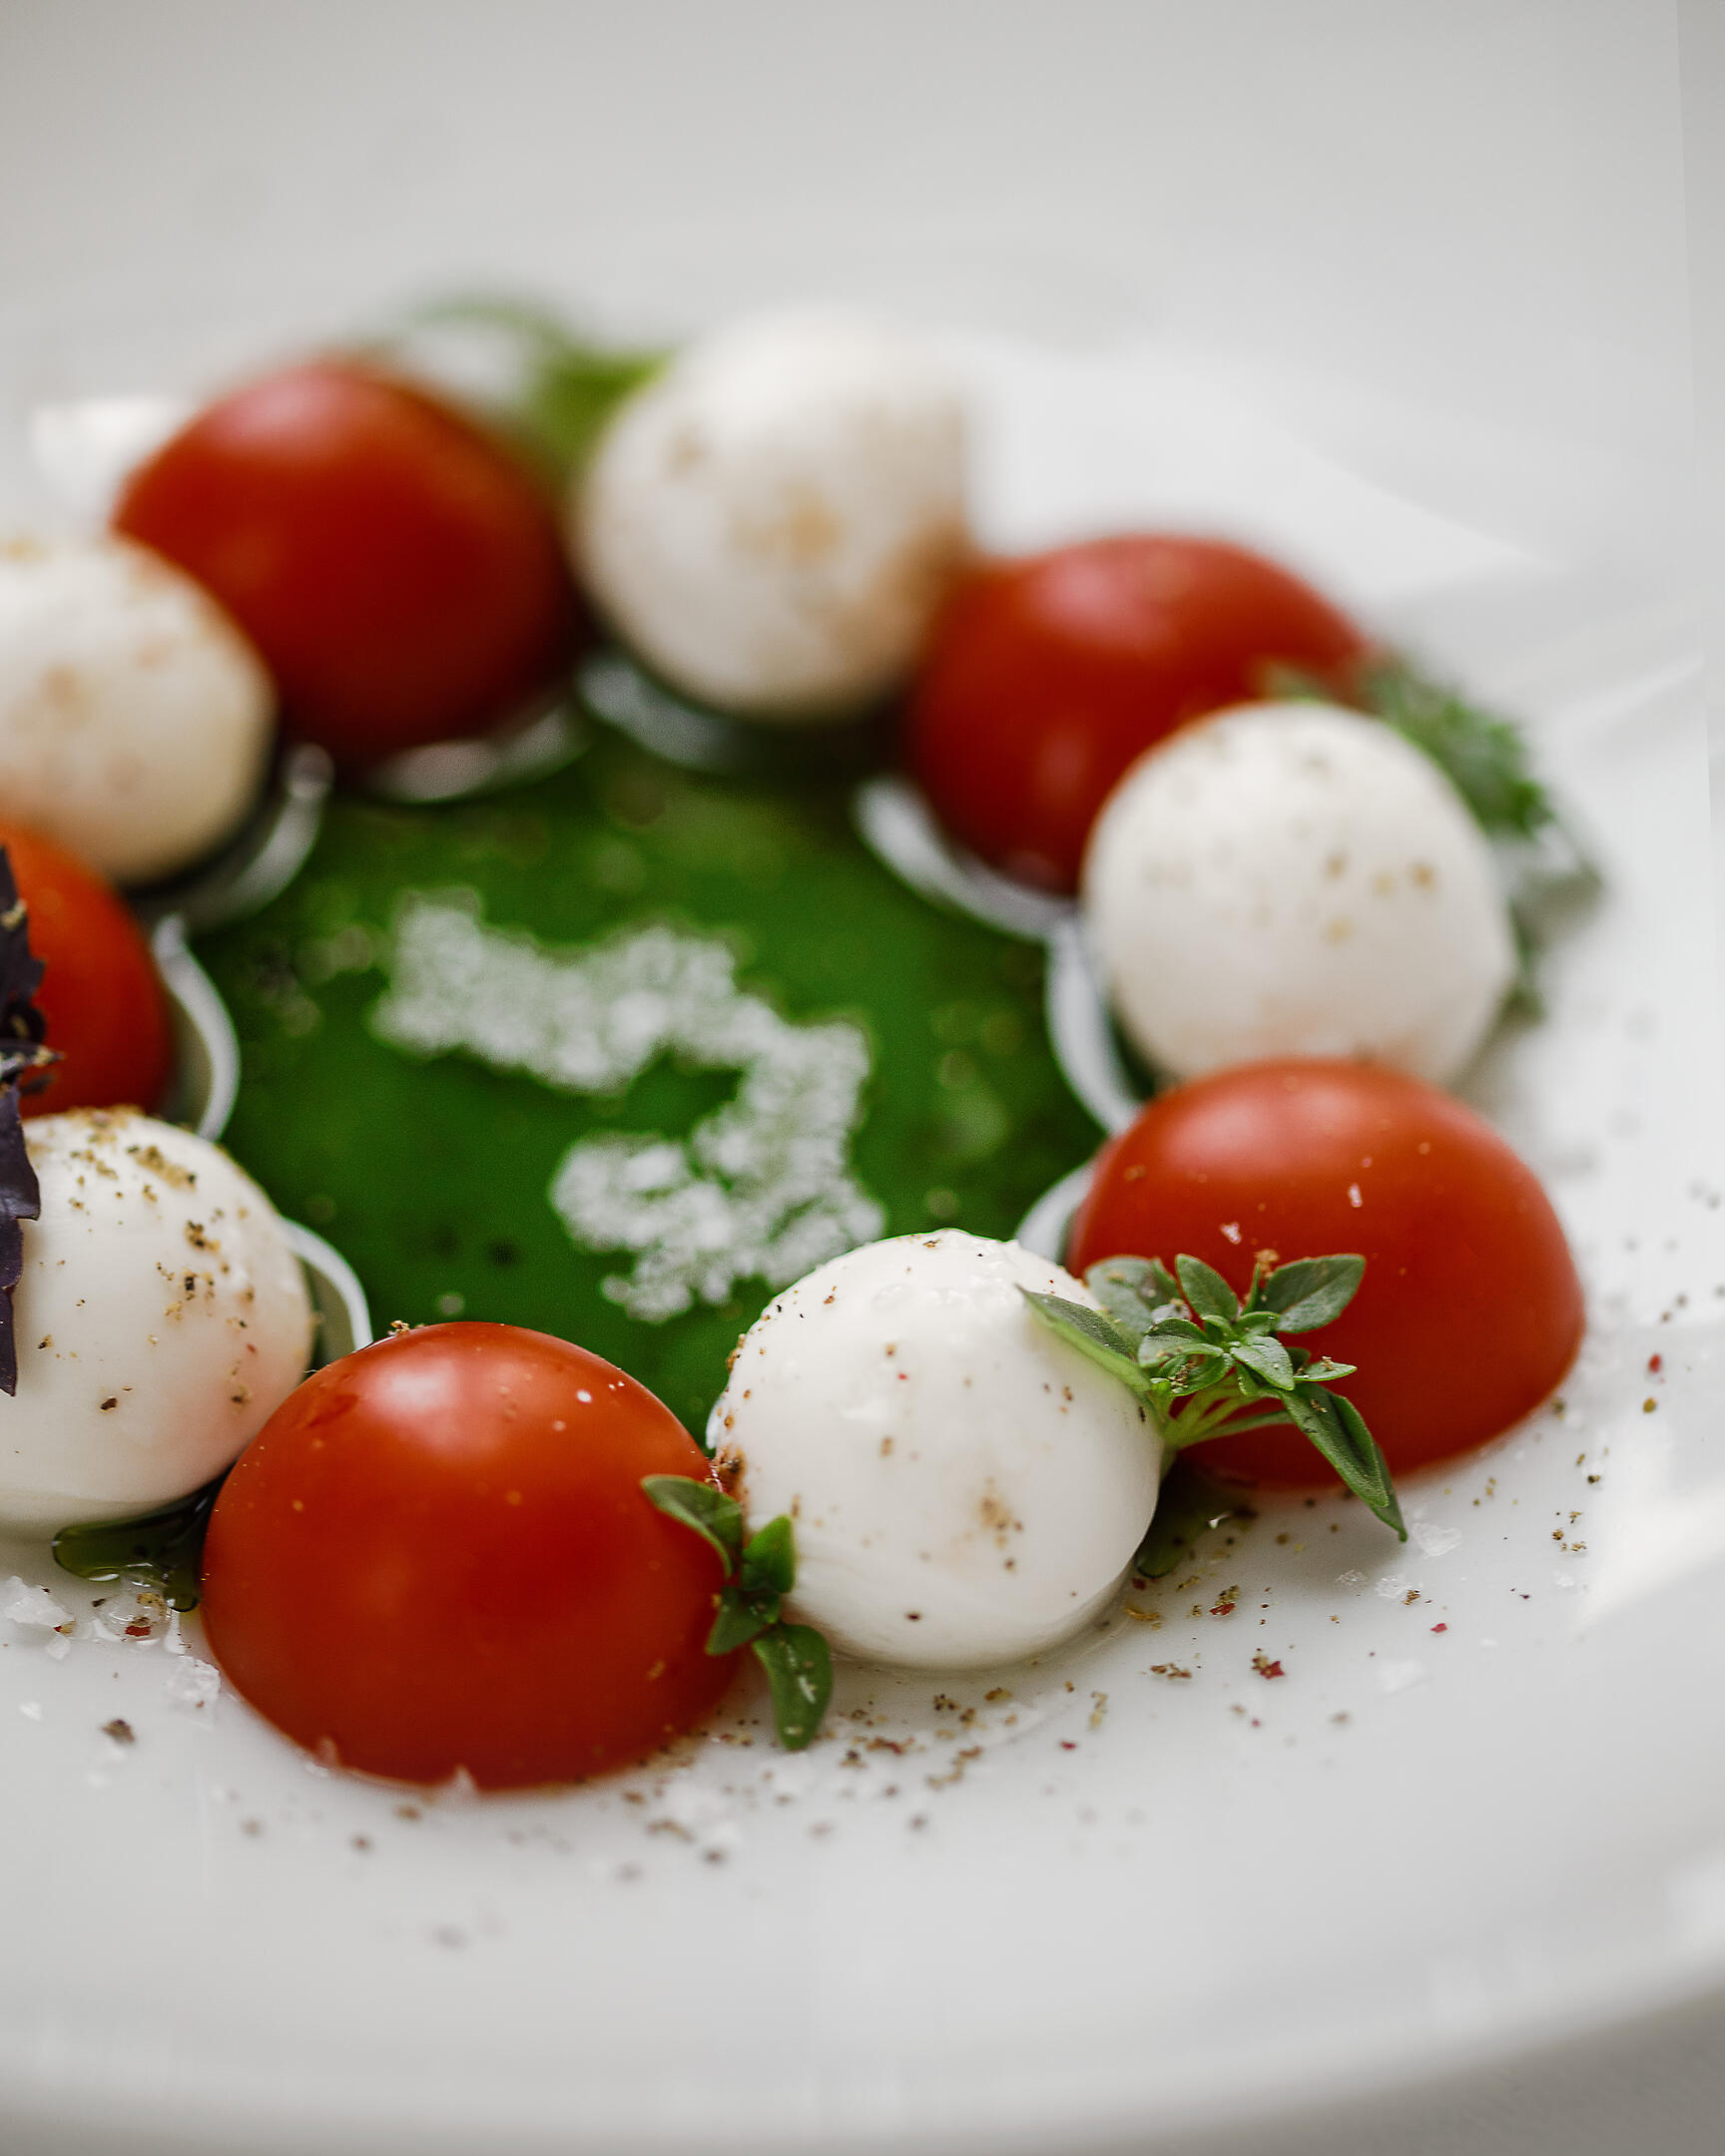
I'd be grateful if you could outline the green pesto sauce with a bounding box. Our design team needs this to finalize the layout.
[194,727,1100,1435]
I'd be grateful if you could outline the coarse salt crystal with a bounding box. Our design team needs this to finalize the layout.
[3,1577,74,1633]
[164,1656,220,1711]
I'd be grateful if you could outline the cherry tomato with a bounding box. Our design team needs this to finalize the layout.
[200,1324,735,1788]
[1066,1059,1582,1484]
[905,536,1368,891]
[113,361,579,768]
[0,822,172,1120]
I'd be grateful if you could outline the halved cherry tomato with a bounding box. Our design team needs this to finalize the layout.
[905,535,1368,891]
[114,361,579,768]
[1066,1059,1583,1483]
[0,823,172,1120]
[200,1324,735,1788]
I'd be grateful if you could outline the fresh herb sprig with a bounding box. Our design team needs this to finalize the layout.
[643,1477,833,1750]
[1022,1251,1407,1539]
[0,847,58,1396]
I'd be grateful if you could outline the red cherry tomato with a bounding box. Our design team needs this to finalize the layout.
[1066,1059,1582,1484]
[906,536,1368,891]
[113,361,578,768]
[0,823,172,1120]
[200,1324,735,1788]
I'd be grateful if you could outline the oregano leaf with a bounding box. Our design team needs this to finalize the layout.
[1020,1290,1146,1390]
[1282,1387,1407,1538]
[1174,1255,1240,1324]
[641,1474,744,1573]
[1147,1259,1183,1306]
[707,1584,781,1655]
[1085,1257,1163,1348]
[1230,1334,1299,1391]
[739,1513,796,1597]
[753,1623,832,1751]
[1259,1255,1365,1333]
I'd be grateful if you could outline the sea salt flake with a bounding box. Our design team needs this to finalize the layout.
[1377,1658,1427,1694]
[1411,1522,1462,1557]
[372,896,885,1322]
[3,1578,74,1637]
[164,1656,221,1711]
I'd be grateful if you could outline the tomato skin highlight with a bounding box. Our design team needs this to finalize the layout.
[905,535,1368,892]
[200,1324,735,1788]
[0,821,172,1120]
[113,361,579,768]
[1066,1059,1583,1483]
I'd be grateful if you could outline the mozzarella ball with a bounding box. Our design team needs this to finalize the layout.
[1082,700,1516,1085]
[713,1231,1161,1669]
[0,1109,313,1534]
[0,534,275,883]
[574,312,968,720]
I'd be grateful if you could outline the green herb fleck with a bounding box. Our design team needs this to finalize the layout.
[643,1475,833,1748]
[1023,1250,1407,1539]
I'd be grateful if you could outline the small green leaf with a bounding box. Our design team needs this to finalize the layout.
[1282,1387,1407,1538]
[641,1475,744,1573]
[53,1480,223,1612]
[1301,1355,1358,1381]
[1359,656,1552,841]
[739,1514,796,1597]
[1085,1257,1162,1347]
[1020,1290,1146,1389]
[707,1583,781,1655]
[1259,1255,1366,1334]
[1165,1348,1232,1397]
[1138,1317,1209,1350]
[753,1623,833,1751]
[1230,1334,1298,1391]
[1147,1259,1184,1306]
[1175,1255,1240,1323]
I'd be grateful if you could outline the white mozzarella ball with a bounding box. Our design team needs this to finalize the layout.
[713,1231,1161,1669]
[0,534,274,883]
[1082,700,1515,1086]
[0,1109,313,1534]
[574,312,968,720]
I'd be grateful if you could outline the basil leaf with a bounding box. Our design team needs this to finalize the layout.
[0,846,54,1398]
[753,1623,832,1751]
[739,1514,796,1597]
[1230,1334,1298,1392]
[53,1479,224,1612]
[1020,1290,1145,1390]
[1282,1387,1407,1538]
[641,1475,744,1573]
[1175,1255,1240,1323]
[1259,1255,1365,1334]
[1301,1355,1358,1381]
[707,1583,781,1655]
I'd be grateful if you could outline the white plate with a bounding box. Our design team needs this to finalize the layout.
[0,284,1718,2156]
